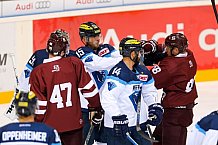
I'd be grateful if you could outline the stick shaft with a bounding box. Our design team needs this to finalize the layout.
[211,0,218,23]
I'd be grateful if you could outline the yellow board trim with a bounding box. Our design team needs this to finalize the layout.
[0,69,217,104]
[196,69,218,82]
[0,91,14,104]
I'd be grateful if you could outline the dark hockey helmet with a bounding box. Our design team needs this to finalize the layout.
[47,29,70,56]
[79,21,101,39]
[14,91,37,117]
[165,33,188,53]
[119,37,142,57]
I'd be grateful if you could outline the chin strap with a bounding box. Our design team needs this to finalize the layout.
[130,51,140,64]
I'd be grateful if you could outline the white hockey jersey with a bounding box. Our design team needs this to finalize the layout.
[187,111,218,145]
[101,61,158,128]
[75,44,123,108]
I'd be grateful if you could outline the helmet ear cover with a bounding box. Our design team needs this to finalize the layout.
[14,91,37,117]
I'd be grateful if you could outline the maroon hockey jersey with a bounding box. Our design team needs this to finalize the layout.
[150,49,198,108]
[29,56,101,133]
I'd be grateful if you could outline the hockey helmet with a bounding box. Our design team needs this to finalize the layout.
[165,33,188,53]
[14,91,37,117]
[46,29,70,56]
[119,37,142,57]
[79,21,101,39]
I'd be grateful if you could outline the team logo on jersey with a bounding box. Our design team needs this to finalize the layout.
[138,74,148,81]
[98,48,110,57]
[133,85,141,91]
[52,65,60,72]
[24,69,31,78]
[85,56,93,62]
[108,81,117,91]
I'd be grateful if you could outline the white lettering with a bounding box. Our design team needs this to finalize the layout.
[2,131,47,142]
[199,29,218,57]
[103,29,120,49]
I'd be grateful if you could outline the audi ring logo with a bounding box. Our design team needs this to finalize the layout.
[35,1,51,9]
[96,0,111,3]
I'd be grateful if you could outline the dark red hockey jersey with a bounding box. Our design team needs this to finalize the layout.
[29,56,100,133]
[150,49,198,108]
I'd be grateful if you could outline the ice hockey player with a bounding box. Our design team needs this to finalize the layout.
[187,110,218,145]
[0,91,62,145]
[149,33,198,145]
[4,29,75,121]
[29,29,101,145]
[75,21,122,144]
[100,37,164,145]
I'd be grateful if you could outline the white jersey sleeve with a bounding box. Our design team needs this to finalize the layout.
[202,129,218,145]
[75,45,122,72]
[142,78,158,106]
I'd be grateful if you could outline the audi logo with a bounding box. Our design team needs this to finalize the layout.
[35,1,51,9]
[96,0,111,3]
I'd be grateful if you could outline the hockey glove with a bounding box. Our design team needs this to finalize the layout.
[92,111,103,127]
[146,103,164,126]
[141,40,166,66]
[141,40,158,54]
[140,122,148,131]
[112,115,129,138]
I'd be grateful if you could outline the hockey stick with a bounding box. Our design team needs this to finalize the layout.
[4,53,19,120]
[211,0,218,23]
[126,132,138,145]
[84,124,94,145]
[136,95,159,143]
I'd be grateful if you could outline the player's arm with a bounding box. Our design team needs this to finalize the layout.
[75,58,101,110]
[18,52,38,91]
[29,68,47,122]
[141,70,163,126]
[75,46,122,72]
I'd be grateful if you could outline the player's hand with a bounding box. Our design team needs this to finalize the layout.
[112,115,129,138]
[92,111,103,127]
[146,103,164,126]
[141,40,158,54]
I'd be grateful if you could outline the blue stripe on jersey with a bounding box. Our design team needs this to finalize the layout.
[143,77,155,85]
[52,143,61,145]
[103,53,111,57]
[195,124,206,135]
[26,63,33,71]
[107,76,141,85]
[103,49,116,58]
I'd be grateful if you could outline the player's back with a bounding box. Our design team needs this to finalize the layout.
[152,49,198,107]
[0,122,60,145]
[30,56,86,132]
